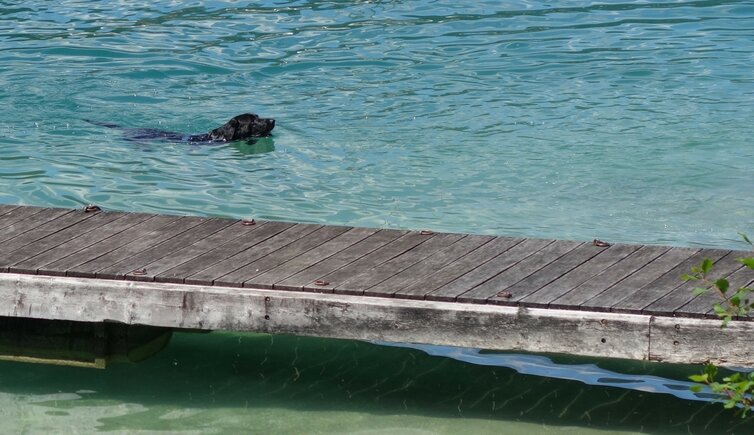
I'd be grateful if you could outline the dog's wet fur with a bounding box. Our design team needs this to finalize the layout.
[87,113,275,144]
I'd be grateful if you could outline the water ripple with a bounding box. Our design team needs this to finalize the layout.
[1,0,753,249]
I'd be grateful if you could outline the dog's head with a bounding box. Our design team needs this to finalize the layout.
[209,113,275,141]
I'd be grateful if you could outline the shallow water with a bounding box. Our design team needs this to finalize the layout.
[1,0,754,432]
[2,332,753,434]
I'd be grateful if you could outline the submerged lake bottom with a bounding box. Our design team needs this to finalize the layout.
[1,331,751,434]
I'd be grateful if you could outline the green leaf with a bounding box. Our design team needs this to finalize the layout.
[690,374,709,383]
[692,287,709,296]
[701,258,714,274]
[704,364,718,379]
[682,274,699,282]
[730,295,741,307]
[690,385,703,393]
[715,278,730,294]
[739,257,754,270]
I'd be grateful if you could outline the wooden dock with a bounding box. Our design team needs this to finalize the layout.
[1,204,753,366]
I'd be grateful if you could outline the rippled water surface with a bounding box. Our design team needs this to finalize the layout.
[1,0,754,433]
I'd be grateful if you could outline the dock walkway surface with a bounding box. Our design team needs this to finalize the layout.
[1,205,753,366]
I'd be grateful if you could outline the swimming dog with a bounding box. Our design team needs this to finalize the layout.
[87,113,275,143]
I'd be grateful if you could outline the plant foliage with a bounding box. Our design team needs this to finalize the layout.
[685,233,754,416]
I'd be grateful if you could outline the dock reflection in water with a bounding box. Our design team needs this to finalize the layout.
[0,331,751,434]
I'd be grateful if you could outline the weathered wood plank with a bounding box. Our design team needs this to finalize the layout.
[157,221,294,284]
[520,244,640,308]
[0,209,94,256]
[276,229,406,292]
[0,208,74,245]
[491,242,605,305]
[549,245,669,309]
[457,240,581,304]
[611,249,728,314]
[334,233,464,296]
[429,238,552,302]
[0,273,654,363]
[704,266,754,317]
[644,251,743,316]
[183,223,322,286]
[677,262,754,317]
[651,316,754,367]
[0,204,19,216]
[6,212,132,273]
[66,216,206,278]
[365,235,494,298]
[124,219,257,282]
[15,213,155,275]
[307,231,433,293]
[580,247,699,313]
[677,263,746,317]
[98,218,235,280]
[0,205,43,231]
[245,227,378,289]
[226,225,351,288]
[40,214,184,276]
[400,236,523,300]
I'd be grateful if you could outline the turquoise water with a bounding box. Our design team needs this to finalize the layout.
[1,0,754,432]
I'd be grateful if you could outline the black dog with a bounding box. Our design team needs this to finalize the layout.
[87,113,275,144]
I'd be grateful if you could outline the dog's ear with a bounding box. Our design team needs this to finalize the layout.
[210,118,239,141]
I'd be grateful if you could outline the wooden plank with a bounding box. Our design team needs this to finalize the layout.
[0,204,18,216]
[225,225,351,288]
[611,249,728,314]
[519,244,641,308]
[14,213,155,275]
[333,233,464,296]
[183,223,322,286]
[0,205,41,230]
[304,231,433,293]
[245,227,378,289]
[490,242,604,305]
[549,245,669,309]
[66,216,206,278]
[98,218,235,280]
[0,208,73,244]
[275,229,406,292]
[5,212,131,273]
[456,240,581,304]
[429,238,553,302]
[678,260,754,317]
[581,247,699,313]
[399,236,523,300]
[651,316,754,367]
[677,262,747,317]
[2,273,656,364]
[644,251,743,316]
[124,219,258,282]
[156,221,294,284]
[39,214,184,276]
[365,235,494,298]
[704,265,754,316]
[0,209,94,256]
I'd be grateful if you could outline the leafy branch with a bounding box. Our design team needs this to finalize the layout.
[684,233,754,417]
